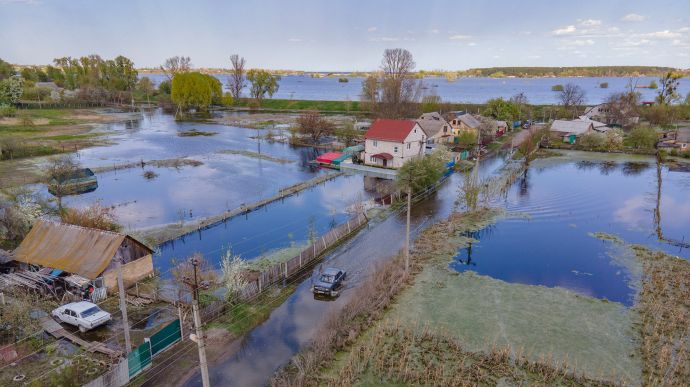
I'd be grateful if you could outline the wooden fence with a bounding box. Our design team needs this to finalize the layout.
[199,212,368,322]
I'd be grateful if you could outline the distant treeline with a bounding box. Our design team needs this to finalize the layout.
[457,66,683,78]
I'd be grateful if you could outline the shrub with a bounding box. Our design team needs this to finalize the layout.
[628,126,657,149]
[60,202,122,232]
[600,82,609,88]
[577,132,605,150]
[0,104,16,118]
[604,128,624,151]
[551,84,564,91]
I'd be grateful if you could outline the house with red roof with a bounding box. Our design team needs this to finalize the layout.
[363,119,426,168]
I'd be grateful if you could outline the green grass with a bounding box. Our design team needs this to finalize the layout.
[208,283,297,336]
[235,98,362,112]
[39,132,106,141]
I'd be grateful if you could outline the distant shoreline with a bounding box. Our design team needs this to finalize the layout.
[137,66,688,79]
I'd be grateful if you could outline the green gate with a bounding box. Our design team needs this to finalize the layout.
[128,341,152,378]
[150,319,182,356]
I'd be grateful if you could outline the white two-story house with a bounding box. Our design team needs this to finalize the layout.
[363,119,426,169]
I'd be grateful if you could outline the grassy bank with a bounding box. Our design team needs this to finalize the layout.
[234,98,363,113]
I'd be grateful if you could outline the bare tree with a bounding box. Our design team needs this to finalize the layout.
[228,54,246,100]
[604,92,640,128]
[296,110,335,143]
[161,56,192,81]
[362,49,421,118]
[558,83,586,117]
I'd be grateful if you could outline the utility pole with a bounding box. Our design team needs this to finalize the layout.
[183,257,211,387]
[405,184,411,274]
[116,259,132,353]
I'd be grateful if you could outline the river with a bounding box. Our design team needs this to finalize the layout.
[143,73,690,105]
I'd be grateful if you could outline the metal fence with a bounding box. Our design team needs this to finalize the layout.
[199,212,368,322]
[83,318,182,387]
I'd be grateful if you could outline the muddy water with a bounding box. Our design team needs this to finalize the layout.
[181,154,510,387]
[451,151,690,305]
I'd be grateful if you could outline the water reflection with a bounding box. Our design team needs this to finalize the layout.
[450,155,690,305]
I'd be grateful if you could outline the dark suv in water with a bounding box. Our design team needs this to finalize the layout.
[311,267,346,297]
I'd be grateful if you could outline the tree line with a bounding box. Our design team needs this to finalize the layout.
[458,66,682,78]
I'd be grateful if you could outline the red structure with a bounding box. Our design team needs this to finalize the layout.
[315,152,343,166]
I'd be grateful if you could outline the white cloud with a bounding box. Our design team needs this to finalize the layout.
[566,39,595,46]
[429,29,440,34]
[621,13,645,22]
[580,19,602,27]
[449,34,471,40]
[287,38,303,43]
[552,25,577,35]
[369,36,399,42]
[645,30,682,39]
[367,26,377,32]
[678,27,690,32]
[468,42,477,46]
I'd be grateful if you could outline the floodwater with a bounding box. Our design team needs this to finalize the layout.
[37,110,328,229]
[143,73,690,105]
[451,151,690,305]
[181,154,509,387]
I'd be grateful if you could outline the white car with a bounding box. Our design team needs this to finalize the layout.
[52,301,111,333]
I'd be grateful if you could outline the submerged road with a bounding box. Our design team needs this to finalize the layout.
[183,155,508,387]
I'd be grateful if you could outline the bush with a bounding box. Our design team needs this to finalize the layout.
[60,202,122,232]
[600,82,609,89]
[0,104,16,118]
[604,128,624,151]
[577,132,605,150]
[628,126,658,149]
[551,84,564,91]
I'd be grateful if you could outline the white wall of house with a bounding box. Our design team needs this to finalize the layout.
[364,124,426,169]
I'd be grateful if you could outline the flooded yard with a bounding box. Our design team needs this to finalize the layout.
[451,151,690,305]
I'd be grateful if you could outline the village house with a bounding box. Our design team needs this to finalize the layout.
[12,220,154,294]
[416,112,453,148]
[448,113,481,136]
[584,103,639,127]
[550,119,594,144]
[657,127,690,152]
[363,119,426,169]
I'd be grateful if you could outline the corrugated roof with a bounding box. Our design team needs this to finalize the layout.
[365,119,418,142]
[13,220,148,279]
[458,114,481,129]
[550,120,593,135]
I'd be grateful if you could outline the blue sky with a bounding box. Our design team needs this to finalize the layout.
[1,0,689,70]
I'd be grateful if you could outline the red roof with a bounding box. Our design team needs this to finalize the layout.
[316,152,342,164]
[364,119,417,142]
[371,153,393,160]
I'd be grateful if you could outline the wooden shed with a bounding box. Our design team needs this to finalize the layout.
[13,220,154,293]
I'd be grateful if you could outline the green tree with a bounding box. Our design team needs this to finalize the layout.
[656,71,682,105]
[0,58,14,80]
[137,76,155,104]
[247,69,280,106]
[483,97,519,122]
[396,148,448,194]
[0,77,24,104]
[171,72,222,112]
[628,126,657,149]
[456,131,477,149]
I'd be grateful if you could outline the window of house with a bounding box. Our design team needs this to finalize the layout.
[407,142,411,150]
[373,140,377,147]
[394,146,398,153]
[443,125,448,133]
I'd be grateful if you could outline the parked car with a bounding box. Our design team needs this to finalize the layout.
[52,301,111,332]
[311,267,346,297]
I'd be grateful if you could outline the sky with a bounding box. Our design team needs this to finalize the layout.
[1,0,689,71]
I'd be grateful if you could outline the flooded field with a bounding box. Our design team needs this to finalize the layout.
[451,151,690,305]
[30,110,330,229]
